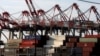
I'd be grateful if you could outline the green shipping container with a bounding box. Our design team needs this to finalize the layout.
[79,38,97,42]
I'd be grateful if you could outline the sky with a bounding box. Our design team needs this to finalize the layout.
[0,0,99,16]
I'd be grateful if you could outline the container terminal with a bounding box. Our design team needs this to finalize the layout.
[0,0,100,56]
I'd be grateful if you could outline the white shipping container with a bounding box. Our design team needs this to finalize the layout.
[49,35,65,41]
[43,46,55,54]
[47,40,63,45]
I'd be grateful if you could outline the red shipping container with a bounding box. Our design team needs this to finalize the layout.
[68,38,77,42]
[66,42,74,47]
[19,45,35,48]
[85,34,100,38]
[77,42,95,47]
[82,47,93,52]
[85,35,96,38]
[82,51,90,56]
[21,40,38,45]
[97,34,100,38]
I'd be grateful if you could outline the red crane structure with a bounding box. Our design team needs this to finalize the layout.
[0,0,99,40]
[0,0,100,56]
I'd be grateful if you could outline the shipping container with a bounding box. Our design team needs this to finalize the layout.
[5,43,19,48]
[82,51,90,56]
[25,35,41,40]
[49,35,65,41]
[45,47,55,54]
[74,47,82,54]
[54,46,70,53]
[66,43,74,47]
[21,39,38,45]
[4,48,16,56]
[61,53,70,56]
[18,48,28,55]
[85,34,100,38]
[77,42,95,47]
[47,40,63,45]
[19,45,35,48]
[79,38,97,42]
[35,48,46,55]
[67,38,77,42]
[52,53,60,56]
[75,54,82,56]
[0,48,4,55]
[7,39,22,43]
[82,47,93,52]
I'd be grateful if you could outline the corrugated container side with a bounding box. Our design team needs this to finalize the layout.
[79,38,97,42]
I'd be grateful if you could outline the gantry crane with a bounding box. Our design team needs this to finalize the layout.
[0,0,99,40]
[82,6,100,35]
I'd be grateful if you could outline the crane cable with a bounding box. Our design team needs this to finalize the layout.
[78,0,100,4]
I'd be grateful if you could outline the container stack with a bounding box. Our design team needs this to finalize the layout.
[4,39,22,56]
[85,34,100,56]
[52,46,72,56]
[44,35,65,56]
[0,48,4,56]
[62,35,98,56]
[18,39,38,55]
[19,39,38,48]
[78,38,97,56]
[45,35,65,47]
[27,47,46,56]
[65,36,80,56]
[19,35,41,48]
[5,39,22,48]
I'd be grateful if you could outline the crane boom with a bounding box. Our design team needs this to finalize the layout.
[25,0,38,23]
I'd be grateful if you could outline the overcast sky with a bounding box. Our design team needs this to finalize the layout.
[0,0,99,14]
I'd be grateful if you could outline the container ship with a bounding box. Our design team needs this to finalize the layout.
[0,0,100,56]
